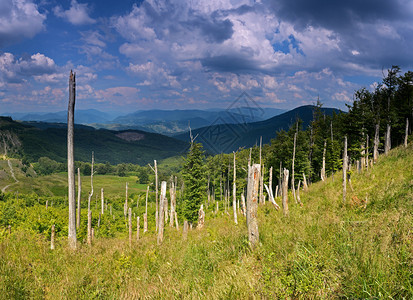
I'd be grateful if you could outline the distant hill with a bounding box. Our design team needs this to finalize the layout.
[174,105,343,154]
[2,109,118,124]
[0,117,188,165]
[106,108,285,135]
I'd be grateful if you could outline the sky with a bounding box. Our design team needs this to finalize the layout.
[1,0,413,114]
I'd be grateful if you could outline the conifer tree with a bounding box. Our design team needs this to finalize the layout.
[182,142,206,224]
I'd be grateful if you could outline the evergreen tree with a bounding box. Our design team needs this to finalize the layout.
[182,142,206,224]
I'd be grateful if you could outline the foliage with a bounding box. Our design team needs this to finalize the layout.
[181,142,206,224]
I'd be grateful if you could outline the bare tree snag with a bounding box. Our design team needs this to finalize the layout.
[183,220,188,240]
[88,152,94,212]
[124,182,128,219]
[77,168,81,229]
[67,70,76,250]
[247,164,260,248]
[51,224,55,250]
[46,200,48,210]
[385,123,391,154]
[296,180,302,206]
[405,118,409,148]
[87,210,92,245]
[197,204,205,229]
[282,168,289,216]
[374,123,380,163]
[303,173,308,191]
[269,166,273,196]
[233,151,238,224]
[91,228,94,242]
[241,193,246,216]
[292,129,297,202]
[137,216,140,241]
[98,212,101,228]
[264,184,280,209]
[175,210,179,230]
[366,134,369,170]
[259,165,264,204]
[361,131,366,170]
[157,181,166,245]
[343,136,348,204]
[128,207,132,246]
[321,140,326,181]
[144,185,149,232]
[101,188,104,215]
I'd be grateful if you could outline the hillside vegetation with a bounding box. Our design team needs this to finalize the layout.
[0,144,411,299]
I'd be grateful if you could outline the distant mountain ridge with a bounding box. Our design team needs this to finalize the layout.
[174,105,343,154]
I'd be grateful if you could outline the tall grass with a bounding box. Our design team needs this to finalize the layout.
[0,145,412,299]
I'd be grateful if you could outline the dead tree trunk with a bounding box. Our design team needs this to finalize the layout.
[303,172,308,191]
[124,182,128,219]
[292,130,297,202]
[67,70,76,250]
[183,220,188,240]
[51,224,55,250]
[259,165,264,204]
[385,123,391,154]
[144,185,149,232]
[296,180,302,206]
[157,181,166,245]
[87,210,92,245]
[136,216,140,241]
[101,188,104,215]
[241,192,246,216]
[128,207,132,246]
[264,183,280,209]
[282,168,289,216]
[343,136,348,204]
[269,166,273,196]
[366,134,369,170]
[197,204,205,229]
[76,168,81,229]
[169,181,175,227]
[246,164,260,248]
[233,151,238,224]
[321,140,326,181]
[405,118,409,148]
[374,123,379,163]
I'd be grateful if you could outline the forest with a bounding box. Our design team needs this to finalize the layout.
[0,66,412,298]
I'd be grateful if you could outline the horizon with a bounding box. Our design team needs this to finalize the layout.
[1,0,412,113]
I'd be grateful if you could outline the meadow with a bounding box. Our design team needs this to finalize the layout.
[0,144,412,299]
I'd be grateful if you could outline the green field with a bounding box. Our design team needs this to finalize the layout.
[0,144,412,298]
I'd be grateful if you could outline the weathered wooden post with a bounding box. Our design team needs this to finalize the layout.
[373,123,379,163]
[233,151,238,224]
[405,118,409,148]
[169,182,175,227]
[157,181,166,245]
[101,188,104,215]
[8,225,11,234]
[269,166,273,196]
[144,185,149,232]
[343,136,348,204]
[246,164,260,248]
[241,192,246,216]
[128,207,132,246]
[51,224,55,250]
[77,167,81,229]
[260,165,265,204]
[282,168,289,216]
[67,70,77,250]
[136,216,140,241]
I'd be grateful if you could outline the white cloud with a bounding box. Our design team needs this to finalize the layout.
[54,0,95,25]
[0,0,46,47]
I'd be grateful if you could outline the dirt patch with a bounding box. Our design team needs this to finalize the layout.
[116,132,145,142]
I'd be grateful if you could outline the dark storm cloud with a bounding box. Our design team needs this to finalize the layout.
[186,17,234,43]
[201,55,258,72]
[267,0,404,31]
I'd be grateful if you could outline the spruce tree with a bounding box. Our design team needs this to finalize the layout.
[182,142,206,224]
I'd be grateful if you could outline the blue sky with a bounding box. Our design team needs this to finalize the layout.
[1,0,412,113]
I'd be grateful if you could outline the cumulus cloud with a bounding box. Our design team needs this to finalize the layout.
[54,0,95,25]
[0,0,46,47]
[0,52,57,83]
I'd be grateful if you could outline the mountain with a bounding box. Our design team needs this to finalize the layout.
[2,109,118,124]
[0,117,188,165]
[108,108,285,135]
[174,105,342,154]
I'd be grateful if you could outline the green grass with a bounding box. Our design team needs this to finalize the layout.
[0,144,412,299]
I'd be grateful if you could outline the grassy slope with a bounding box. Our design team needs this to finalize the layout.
[0,144,412,299]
